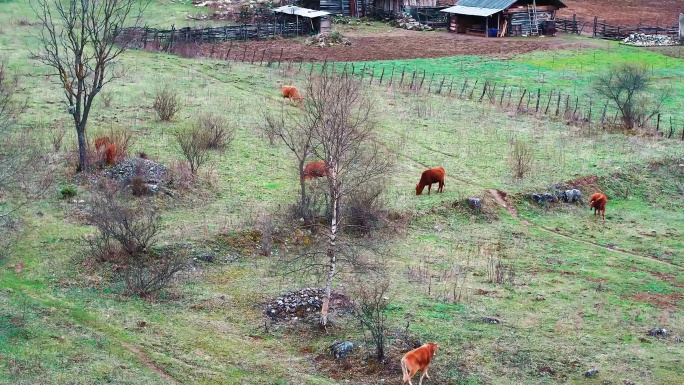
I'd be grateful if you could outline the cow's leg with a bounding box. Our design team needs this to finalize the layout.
[418,369,426,385]
[407,366,420,385]
[427,184,431,195]
[424,365,430,378]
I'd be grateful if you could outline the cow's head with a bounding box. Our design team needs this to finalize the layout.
[416,184,424,196]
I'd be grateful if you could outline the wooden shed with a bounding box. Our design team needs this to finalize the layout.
[441,0,566,37]
[272,5,332,34]
[375,0,438,13]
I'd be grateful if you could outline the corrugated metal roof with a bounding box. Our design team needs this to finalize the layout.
[440,5,505,16]
[454,0,517,9]
[272,5,331,19]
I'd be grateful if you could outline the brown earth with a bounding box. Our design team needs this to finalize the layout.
[559,0,682,26]
[628,291,684,309]
[201,29,600,63]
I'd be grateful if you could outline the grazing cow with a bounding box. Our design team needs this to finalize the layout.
[94,136,111,151]
[281,85,303,105]
[401,342,439,385]
[589,193,607,220]
[104,144,117,165]
[416,167,445,196]
[301,161,329,182]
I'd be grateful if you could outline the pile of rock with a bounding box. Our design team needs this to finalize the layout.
[391,13,432,31]
[106,157,169,193]
[622,33,680,47]
[304,32,351,47]
[265,288,325,320]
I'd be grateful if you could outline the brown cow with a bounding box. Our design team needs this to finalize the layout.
[104,144,117,165]
[94,136,111,151]
[401,342,439,385]
[281,85,303,105]
[589,193,607,220]
[416,167,445,196]
[301,161,329,182]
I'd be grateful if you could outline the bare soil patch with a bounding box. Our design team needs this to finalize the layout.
[628,291,684,309]
[203,30,597,63]
[559,0,682,26]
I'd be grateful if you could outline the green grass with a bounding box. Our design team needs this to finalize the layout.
[1,1,684,384]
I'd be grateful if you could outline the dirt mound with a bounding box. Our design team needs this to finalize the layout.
[557,175,601,193]
[628,291,684,309]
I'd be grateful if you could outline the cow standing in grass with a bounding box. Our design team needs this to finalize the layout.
[281,85,303,106]
[401,342,439,385]
[416,167,445,196]
[589,192,607,220]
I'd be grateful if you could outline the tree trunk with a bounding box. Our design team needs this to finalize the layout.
[299,159,310,226]
[76,123,87,172]
[320,167,339,327]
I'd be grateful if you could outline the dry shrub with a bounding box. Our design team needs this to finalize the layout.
[100,91,114,108]
[345,182,386,237]
[84,181,186,296]
[509,138,534,179]
[175,126,212,175]
[194,112,235,150]
[167,160,195,190]
[350,279,391,361]
[153,85,182,121]
[51,124,65,152]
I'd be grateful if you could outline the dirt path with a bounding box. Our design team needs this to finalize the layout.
[486,189,683,270]
[122,343,180,384]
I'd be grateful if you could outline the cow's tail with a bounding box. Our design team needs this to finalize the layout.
[401,356,409,383]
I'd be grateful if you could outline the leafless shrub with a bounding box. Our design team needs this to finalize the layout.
[509,138,534,179]
[488,255,515,285]
[594,64,669,130]
[153,85,182,121]
[344,182,386,237]
[100,91,114,108]
[194,112,235,150]
[85,181,185,296]
[50,123,65,152]
[175,126,212,175]
[167,160,195,190]
[351,279,391,361]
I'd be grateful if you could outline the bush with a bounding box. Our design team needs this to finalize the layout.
[194,112,235,150]
[60,185,77,199]
[345,182,386,236]
[85,182,185,296]
[509,138,533,179]
[153,85,182,121]
[175,126,212,175]
[351,280,391,361]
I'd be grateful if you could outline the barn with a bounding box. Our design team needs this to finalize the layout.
[441,0,567,37]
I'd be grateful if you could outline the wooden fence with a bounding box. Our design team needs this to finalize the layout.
[118,21,311,47]
[234,54,683,140]
[592,17,679,40]
[555,15,587,35]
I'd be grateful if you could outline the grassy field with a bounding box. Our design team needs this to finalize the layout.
[1,1,684,384]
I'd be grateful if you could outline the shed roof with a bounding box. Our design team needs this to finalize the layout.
[441,0,566,16]
[272,5,331,18]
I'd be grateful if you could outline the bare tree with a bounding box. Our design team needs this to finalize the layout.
[31,0,149,171]
[175,126,212,175]
[307,70,393,326]
[261,107,317,225]
[594,64,669,130]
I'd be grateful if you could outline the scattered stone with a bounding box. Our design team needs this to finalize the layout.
[555,188,582,203]
[585,369,599,378]
[265,288,325,320]
[538,366,555,376]
[624,380,635,385]
[194,252,215,263]
[107,157,168,186]
[329,340,354,359]
[482,316,501,324]
[389,13,433,31]
[304,32,351,47]
[467,197,482,211]
[532,193,556,204]
[648,328,667,338]
[603,381,613,385]
[622,33,680,47]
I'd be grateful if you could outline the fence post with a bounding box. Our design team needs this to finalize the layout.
[437,76,445,94]
[277,48,283,67]
[389,66,395,87]
[460,79,468,99]
[656,113,661,132]
[555,92,561,116]
[379,67,386,85]
[517,89,527,111]
[427,73,435,93]
[500,84,507,105]
[448,78,454,95]
[260,49,266,66]
[409,70,416,90]
[468,79,478,99]
[369,66,375,85]
[399,68,406,88]
[544,90,553,114]
[601,102,608,126]
[535,89,541,112]
[478,81,488,102]
[360,63,367,83]
[243,46,248,61]
[251,50,256,64]
[418,70,427,91]
[587,100,593,123]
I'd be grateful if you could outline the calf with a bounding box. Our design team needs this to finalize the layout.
[281,85,303,105]
[301,161,329,182]
[416,167,445,196]
[589,192,607,220]
[401,342,439,385]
